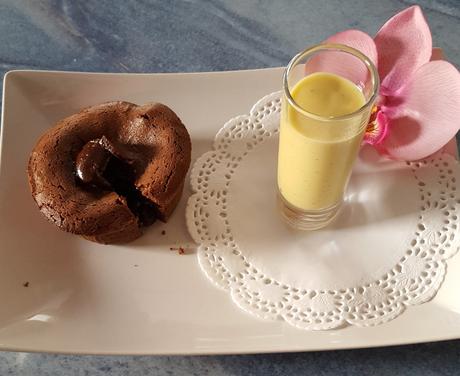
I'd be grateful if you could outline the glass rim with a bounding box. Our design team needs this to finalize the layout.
[283,43,380,121]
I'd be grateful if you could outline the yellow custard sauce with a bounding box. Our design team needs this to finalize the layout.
[278,72,367,211]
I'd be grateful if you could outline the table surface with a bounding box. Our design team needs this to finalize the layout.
[1,0,459,375]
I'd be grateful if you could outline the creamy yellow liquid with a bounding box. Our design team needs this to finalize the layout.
[278,72,367,210]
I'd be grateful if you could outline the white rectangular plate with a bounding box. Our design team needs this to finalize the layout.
[1,68,460,355]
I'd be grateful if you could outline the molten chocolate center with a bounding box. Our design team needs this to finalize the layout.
[76,136,158,226]
[76,137,112,190]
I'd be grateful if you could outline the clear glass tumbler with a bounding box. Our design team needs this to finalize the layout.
[277,44,380,230]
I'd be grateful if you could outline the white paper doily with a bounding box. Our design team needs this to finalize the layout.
[186,91,460,330]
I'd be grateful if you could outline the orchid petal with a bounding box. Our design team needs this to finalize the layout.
[439,137,459,159]
[375,6,432,94]
[429,47,458,160]
[305,30,377,87]
[325,29,378,65]
[380,61,460,161]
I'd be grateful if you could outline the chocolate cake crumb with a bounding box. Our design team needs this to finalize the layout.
[161,230,166,235]
[170,246,185,255]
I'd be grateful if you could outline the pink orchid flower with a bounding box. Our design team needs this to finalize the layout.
[308,6,460,161]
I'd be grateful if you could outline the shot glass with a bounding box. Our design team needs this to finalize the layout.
[277,44,379,230]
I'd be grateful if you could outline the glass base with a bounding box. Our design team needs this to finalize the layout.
[278,193,342,231]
